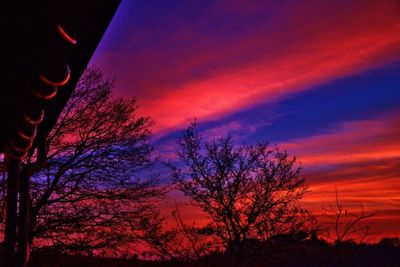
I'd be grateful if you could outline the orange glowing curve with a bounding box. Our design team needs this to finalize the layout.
[56,24,77,45]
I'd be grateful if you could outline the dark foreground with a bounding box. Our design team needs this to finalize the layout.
[1,239,400,267]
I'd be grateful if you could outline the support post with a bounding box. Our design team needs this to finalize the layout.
[4,159,20,267]
[17,165,31,267]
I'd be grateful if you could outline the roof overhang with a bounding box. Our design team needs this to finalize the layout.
[0,1,121,159]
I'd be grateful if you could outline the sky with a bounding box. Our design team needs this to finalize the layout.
[91,0,400,239]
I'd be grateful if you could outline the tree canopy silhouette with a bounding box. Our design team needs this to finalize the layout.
[0,67,164,255]
[168,122,309,261]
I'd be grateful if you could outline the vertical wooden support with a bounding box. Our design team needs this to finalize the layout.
[17,166,31,267]
[4,159,20,267]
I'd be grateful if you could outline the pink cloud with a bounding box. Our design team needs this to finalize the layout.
[159,112,400,239]
[277,111,400,239]
[93,0,400,136]
[91,1,400,239]
[282,112,400,168]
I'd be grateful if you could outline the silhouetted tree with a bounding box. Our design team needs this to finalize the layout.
[0,67,164,256]
[144,202,218,261]
[168,122,308,263]
[323,188,378,266]
[324,188,378,245]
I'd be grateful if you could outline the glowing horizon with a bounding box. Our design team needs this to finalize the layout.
[92,0,400,240]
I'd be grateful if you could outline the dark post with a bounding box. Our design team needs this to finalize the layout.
[4,159,20,267]
[17,165,31,267]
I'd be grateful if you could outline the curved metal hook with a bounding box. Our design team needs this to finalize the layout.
[56,24,77,45]
[24,109,44,125]
[9,138,33,153]
[17,125,37,141]
[39,64,70,87]
[33,86,58,100]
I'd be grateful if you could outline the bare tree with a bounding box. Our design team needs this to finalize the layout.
[0,67,164,256]
[324,188,378,245]
[323,188,379,267]
[144,202,218,261]
[167,122,308,263]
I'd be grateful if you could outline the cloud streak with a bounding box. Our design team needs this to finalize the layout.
[158,111,400,240]
[91,0,400,239]
[281,112,400,239]
[94,0,400,135]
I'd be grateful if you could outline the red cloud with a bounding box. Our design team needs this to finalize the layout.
[94,0,400,135]
[159,112,400,240]
[282,112,400,240]
[92,0,400,239]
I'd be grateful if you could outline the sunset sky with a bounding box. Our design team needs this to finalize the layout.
[91,0,400,239]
